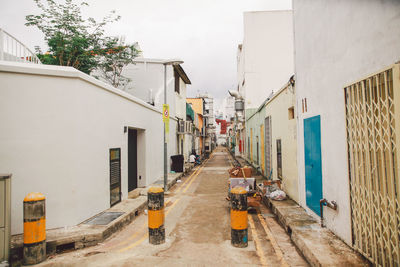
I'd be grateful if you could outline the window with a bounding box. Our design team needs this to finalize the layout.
[288,106,294,119]
[276,140,282,179]
[301,98,308,113]
[174,70,180,93]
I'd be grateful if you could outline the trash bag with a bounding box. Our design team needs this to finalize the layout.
[269,190,287,201]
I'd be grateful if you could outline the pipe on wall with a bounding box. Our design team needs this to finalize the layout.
[319,199,338,227]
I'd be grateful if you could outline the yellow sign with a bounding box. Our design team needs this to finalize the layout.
[163,104,169,122]
[163,104,170,140]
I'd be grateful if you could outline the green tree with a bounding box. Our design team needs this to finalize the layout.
[25,0,120,74]
[94,37,140,88]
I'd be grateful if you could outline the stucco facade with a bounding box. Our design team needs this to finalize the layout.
[293,0,400,245]
[245,82,298,202]
[264,83,298,202]
[187,98,205,154]
[238,10,294,109]
[122,58,192,161]
[0,61,167,235]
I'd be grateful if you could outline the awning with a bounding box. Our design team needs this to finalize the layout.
[186,103,195,121]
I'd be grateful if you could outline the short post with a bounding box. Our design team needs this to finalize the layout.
[231,187,248,247]
[23,192,46,265]
[148,187,165,245]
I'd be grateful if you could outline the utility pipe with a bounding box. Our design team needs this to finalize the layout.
[319,199,337,227]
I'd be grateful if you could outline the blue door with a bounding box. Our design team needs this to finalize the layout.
[304,115,323,216]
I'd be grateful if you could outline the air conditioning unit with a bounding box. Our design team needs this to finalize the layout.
[177,120,185,134]
[184,121,194,134]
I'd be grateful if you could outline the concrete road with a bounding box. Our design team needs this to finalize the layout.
[37,147,308,266]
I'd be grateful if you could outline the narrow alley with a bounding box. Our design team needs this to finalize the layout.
[36,148,308,267]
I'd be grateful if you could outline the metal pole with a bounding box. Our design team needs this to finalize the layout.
[163,64,168,191]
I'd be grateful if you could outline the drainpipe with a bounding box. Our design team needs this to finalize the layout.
[319,199,338,227]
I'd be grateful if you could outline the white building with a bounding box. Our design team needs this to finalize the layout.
[121,58,192,162]
[221,95,235,122]
[293,0,400,264]
[238,10,294,109]
[200,94,216,153]
[236,10,294,158]
[0,61,168,235]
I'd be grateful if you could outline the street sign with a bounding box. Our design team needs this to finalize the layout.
[163,104,170,141]
[163,104,169,122]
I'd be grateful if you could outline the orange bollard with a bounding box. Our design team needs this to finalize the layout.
[148,187,165,245]
[23,192,46,265]
[231,187,248,247]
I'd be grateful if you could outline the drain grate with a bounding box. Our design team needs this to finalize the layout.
[84,211,124,225]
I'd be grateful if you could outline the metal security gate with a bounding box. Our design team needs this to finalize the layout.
[265,116,272,177]
[345,64,400,266]
[110,148,121,206]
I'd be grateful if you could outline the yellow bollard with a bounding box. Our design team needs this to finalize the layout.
[230,187,248,247]
[23,192,46,265]
[148,187,165,245]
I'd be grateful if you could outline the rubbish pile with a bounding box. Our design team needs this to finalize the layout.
[261,180,287,201]
[227,166,262,208]
[228,166,252,178]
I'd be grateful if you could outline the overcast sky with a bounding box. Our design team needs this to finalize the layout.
[0,0,291,101]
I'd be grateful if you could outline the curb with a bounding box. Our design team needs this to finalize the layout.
[10,197,147,266]
[262,196,369,267]
[233,153,369,266]
[9,171,186,266]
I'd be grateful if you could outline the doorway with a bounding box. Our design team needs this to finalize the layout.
[128,129,138,192]
[304,115,323,216]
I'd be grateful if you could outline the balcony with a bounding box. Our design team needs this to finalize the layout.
[0,28,41,64]
[177,120,194,134]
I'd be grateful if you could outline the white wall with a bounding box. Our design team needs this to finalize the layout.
[175,78,187,120]
[221,95,235,121]
[0,61,165,235]
[265,85,298,202]
[241,11,294,109]
[122,60,185,168]
[237,45,245,97]
[122,61,177,118]
[293,0,400,245]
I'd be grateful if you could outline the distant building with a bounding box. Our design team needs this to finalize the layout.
[187,94,216,155]
[187,98,205,155]
[217,95,235,121]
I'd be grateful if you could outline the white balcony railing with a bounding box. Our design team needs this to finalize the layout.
[0,28,41,64]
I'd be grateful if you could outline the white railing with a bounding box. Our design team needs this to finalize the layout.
[0,28,41,64]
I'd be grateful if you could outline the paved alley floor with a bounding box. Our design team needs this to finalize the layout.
[37,147,308,266]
